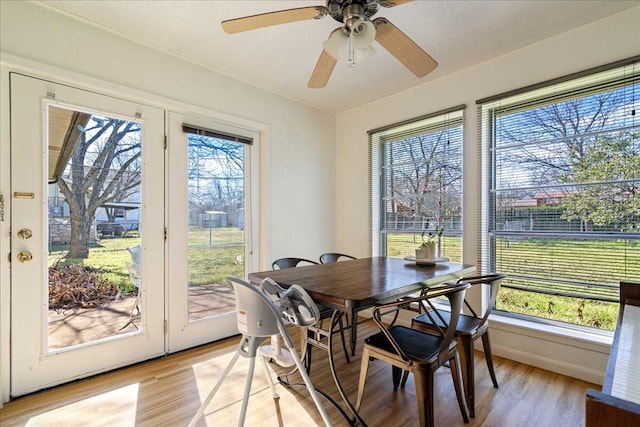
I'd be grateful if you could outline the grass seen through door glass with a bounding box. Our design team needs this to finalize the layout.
[48,227,245,293]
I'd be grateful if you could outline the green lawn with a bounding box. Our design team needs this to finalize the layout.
[385,234,463,263]
[385,233,638,331]
[49,238,138,292]
[492,237,639,330]
[49,227,246,293]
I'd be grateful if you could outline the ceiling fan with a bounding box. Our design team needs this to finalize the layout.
[221,0,437,88]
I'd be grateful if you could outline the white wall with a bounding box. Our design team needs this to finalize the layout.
[335,6,640,384]
[0,1,335,404]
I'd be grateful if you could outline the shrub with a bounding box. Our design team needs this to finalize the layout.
[48,262,120,310]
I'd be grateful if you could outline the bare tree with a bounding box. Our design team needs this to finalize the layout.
[58,117,141,259]
[496,89,637,231]
[187,135,244,218]
[388,129,462,233]
[498,92,622,185]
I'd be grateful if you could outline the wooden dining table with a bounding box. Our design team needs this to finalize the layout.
[248,256,475,426]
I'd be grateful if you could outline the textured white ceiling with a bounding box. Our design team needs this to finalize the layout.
[35,0,638,113]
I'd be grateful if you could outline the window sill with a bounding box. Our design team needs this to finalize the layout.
[489,312,613,352]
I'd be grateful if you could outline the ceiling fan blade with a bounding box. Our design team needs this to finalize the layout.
[308,50,337,89]
[373,17,437,78]
[222,6,328,34]
[379,0,414,7]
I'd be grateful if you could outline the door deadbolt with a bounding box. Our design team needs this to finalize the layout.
[17,228,33,240]
[17,251,33,263]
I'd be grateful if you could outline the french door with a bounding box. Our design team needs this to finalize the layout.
[9,74,257,396]
[10,73,165,396]
[166,111,259,352]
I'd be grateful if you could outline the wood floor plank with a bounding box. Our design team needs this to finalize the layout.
[0,321,598,426]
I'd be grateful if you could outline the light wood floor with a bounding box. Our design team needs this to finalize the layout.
[0,321,598,426]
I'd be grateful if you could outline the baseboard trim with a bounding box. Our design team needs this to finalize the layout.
[491,341,605,385]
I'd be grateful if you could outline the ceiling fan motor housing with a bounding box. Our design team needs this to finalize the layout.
[327,0,380,23]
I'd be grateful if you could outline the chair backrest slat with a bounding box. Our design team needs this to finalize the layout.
[457,273,506,324]
[272,257,318,270]
[371,282,470,362]
[319,253,356,264]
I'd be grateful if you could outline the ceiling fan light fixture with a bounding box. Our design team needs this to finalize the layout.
[351,19,376,49]
[323,28,348,59]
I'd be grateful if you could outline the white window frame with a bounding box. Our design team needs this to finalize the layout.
[370,106,465,260]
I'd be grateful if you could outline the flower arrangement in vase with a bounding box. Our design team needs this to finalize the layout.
[415,225,442,260]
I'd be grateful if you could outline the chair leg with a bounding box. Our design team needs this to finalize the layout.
[305,337,314,374]
[304,314,350,375]
[300,326,309,369]
[413,367,435,427]
[337,315,351,364]
[482,331,499,388]
[238,354,257,426]
[278,322,332,427]
[459,336,475,418]
[449,352,470,423]
[400,369,410,388]
[392,366,403,391]
[118,293,141,331]
[259,355,279,399]
[350,308,357,356]
[355,347,371,411]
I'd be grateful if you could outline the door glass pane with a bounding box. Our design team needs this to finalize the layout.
[187,133,244,321]
[47,105,143,350]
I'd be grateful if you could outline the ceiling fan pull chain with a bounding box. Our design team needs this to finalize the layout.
[348,30,356,70]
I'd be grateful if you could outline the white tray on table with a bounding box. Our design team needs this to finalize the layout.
[403,255,450,265]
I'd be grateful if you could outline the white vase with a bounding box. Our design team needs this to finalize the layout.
[416,244,435,260]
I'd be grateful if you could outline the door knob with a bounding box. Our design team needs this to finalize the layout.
[17,251,33,263]
[17,228,33,240]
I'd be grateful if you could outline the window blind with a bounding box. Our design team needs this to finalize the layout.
[476,56,640,327]
[182,124,253,145]
[369,106,465,260]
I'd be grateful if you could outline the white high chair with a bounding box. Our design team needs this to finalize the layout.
[188,276,332,426]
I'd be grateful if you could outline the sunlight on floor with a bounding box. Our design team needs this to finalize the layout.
[191,348,323,425]
[25,383,140,426]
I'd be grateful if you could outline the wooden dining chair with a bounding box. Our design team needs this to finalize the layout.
[319,252,364,356]
[271,257,350,372]
[355,282,471,427]
[410,273,506,418]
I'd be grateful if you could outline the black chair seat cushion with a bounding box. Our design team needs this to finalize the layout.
[317,304,335,320]
[414,311,482,336]
[365,325,443,362]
